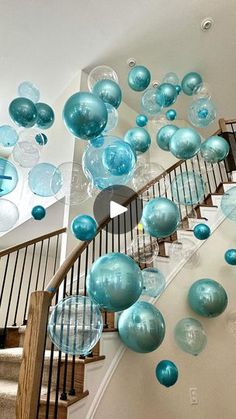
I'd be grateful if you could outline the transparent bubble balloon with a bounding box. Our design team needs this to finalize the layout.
[171,171,205,206]
[103,103,118,133]
[0,125,19,147]
[18,81,40,103]
[129,233,159,265]
[141,87,162,117]
[169,238,196,263]
[48,295,103,356]
[13,130,40,168]
[88,65,119,92]
[162,72,180,86]
[51,162,89,205]
[0,199,19,232]
[174,317,207,356]
[28,162,62,197]
[0,158,19,197]
[87,182,100,198]
[220,186,236,221]
[142,267,165,298]
[132,161,169,196]
[226,312,236,336]
[193,82,211,99]
[188,98,216,128]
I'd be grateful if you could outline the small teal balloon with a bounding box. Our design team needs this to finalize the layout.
[193,223,211,240]
[103,103,118,133]
[188,98,216,128]
[92,79,122,109]
[142,267,165,298]
[63,92,108,140]
[89,136,105,148]
[156,83,177,108]
[28,163,61,197]
[171,172,205,206]
[35,103,55,129]
[142,197,180,238]
[188,279,228,318]
[166,109,177,121]
[156,124,178,151]
[35,132,48,146]
[200,136,229,163]
[136,114,148,127]
[174,318,207,356]
[225,249,236,265]
[221,187,236,221]
[198,108,209,119]
[162,72,179,86]
[31,205,46,220]
[175,85,182,95]
[0,125,18,147]
[71,214,97,241]
[141,87,162,117]
[181,72,203,96]
[18,81,40,103]
[102,140,136,176]
[128,65,151,92]
[87,252,143,312]
[169,127,201,160]
[0,158,19,197]
[9,97,37,128]
[155,360,178,387]
[118,301,165,353]
[124,127,151,154]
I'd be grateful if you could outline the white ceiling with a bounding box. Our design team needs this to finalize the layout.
[0,0,236,120]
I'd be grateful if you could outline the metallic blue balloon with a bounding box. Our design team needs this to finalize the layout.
[193,223,211,240]
[142,197,180,238]
[28,162,61,197]
[31,205,46,220]
[0,125,18,147]
[35,103,55,129]
[175,85,182,95]
[188,98,216,128]
[155,360,178,387]
[87,253,143,312]
[181,72,203,96]
[142,267,165,298]
[102,140,136,176]
[0,158,19,197]
[174,318,207,356]
[63,92,108,140]
[225,249,236,265]
[188,279,228,318]
[171,172,205,206]
[71,214,97,241]
[221,187,236,221]
[156,83,177,108]
[128,66,151,92]
[35,132,48,146]
[118,301,165,353]
[103,103,118,133]
[136,114,148,127]
[200,136,229,163]
[92,79,122,109]
[141,87,162,117]
[124,127,151,154]
[166,109,177,121]
[169,128,201,160]
[156,124,178,151]
[9,97,37,128]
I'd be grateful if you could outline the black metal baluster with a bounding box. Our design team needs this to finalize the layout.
[84,246,89,296]
[0,254,10,307]
[211,163,217,190]
[60,276,68,402]
[13,247,28,326]
[23,244,36,325]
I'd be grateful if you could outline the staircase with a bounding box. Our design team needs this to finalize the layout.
[0,118,235,419]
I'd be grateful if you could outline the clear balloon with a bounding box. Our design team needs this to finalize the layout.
[31,205,46,220]
[128,65,151,92]
[0,158,19,197]
[188,98,216,128]
[103,104,118,133]
[166,109,177,121]
[169,238,196,263]
[141,87,162,117]
[171,171,205,206]
[193,223,211,240]
[88,65,119,92]
[87,252,143,312]
[142,267,165,298]
[162,72,180,86]
[71,214,97,241]
[224,249,236,265]
[35,102,55,129]
[0,125,19,147]
[132,161,169,195]
[181,72,203,96]
[28,162,61,197]
[200,136,229,163]
[130,233,159,265]
[124,127,151,154]
[174,317,207,356]
[9,97,37,128]
[118,301,165,353]
[169,127,201,160]
[193,82,211,99]
[102,140,136,176]
[155,360,178,387]
[188,279,228,318]
[13,130,40,168]
[156,124,179,151]
[0,199,19,232]
[136,114,148,127]
[48,295,103,356]
[92,79,122,109]
[156,83,177,108]
[220,186,236,221]
[18,81,40,103]
[142,197,180,238]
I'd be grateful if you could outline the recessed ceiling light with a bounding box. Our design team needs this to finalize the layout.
[201,17,214,31]
[127,58,136,68]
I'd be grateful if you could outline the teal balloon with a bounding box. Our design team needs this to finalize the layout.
[118,301,165,353]
[0,158,19,197]
[136,114,148,127]
[103,103,118,133]
[221,187,236,221]
[176,85,182,95]
[142,267,165,298]
[102,140,136,176]
[142,197,180,238]
[18,81,40,103]
[200,136,229,163]
[35,132,48,146]
[35,103,55,129]
[71,214,97,241]
[0,125,18,147]
[9,97,37,128]
[193,223,211,240]
[156,83,177,108]
[48,295,103,356]
[155,360,178,387]
[171,172,205,206]
[63,92,108,140]
[188,279,228,318]
[225,249,236,265]
[156,124,178,151]
[124,127,151,154]
[162,72,179,86]
[181,72,203,96]
[28,162,61,197]
[166,109,177,121]
[31,205,46,220]
[174,318,207,356]
[188,98,216,128]
[92,79,122,109]
[87,253,143,312]
[128,66,151,92]
[169,127,201,160]
[141,87,162,117]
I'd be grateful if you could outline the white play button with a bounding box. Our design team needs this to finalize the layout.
[110,201,128,219]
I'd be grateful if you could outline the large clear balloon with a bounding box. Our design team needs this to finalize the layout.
[63,92,108,140]
[162,72,180,86]
[118,301,165,353]
[18,81,40,103]
[0,199,19,232]
[200,136,229,163]
[142,197,180,238]
[169,127,201,160]
[83,135,136,190]
[225,249,236,265]
[102,140,136,176]
[188,279,228,318]
[48,295,103,356]
[188,98,216,128]
[13,130,40,168]
[0,158,19,197]
[35,102,55,129]
[156,83,177,108]
[87,252,143,312]
[124,127,151,154]
[181,72,203,96]
[0,125,19,147]
[193,82,211,99]
[9,97,37,128]
[103,104,118,133]
[71,214,97,241]
[132,161,169,195]
[155,360,178,387]
[193,223,211,240]
[156,124,179,151]
[88,65,119,91]
[92,79,122,109]
[142,267,165,298]
[128,65,151,92]
[171,171,205,206]
[141,87,162,117]
[174,317,207,356]
[28,162,61,197]
[220,186,236,221]
[130,233,159,265]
